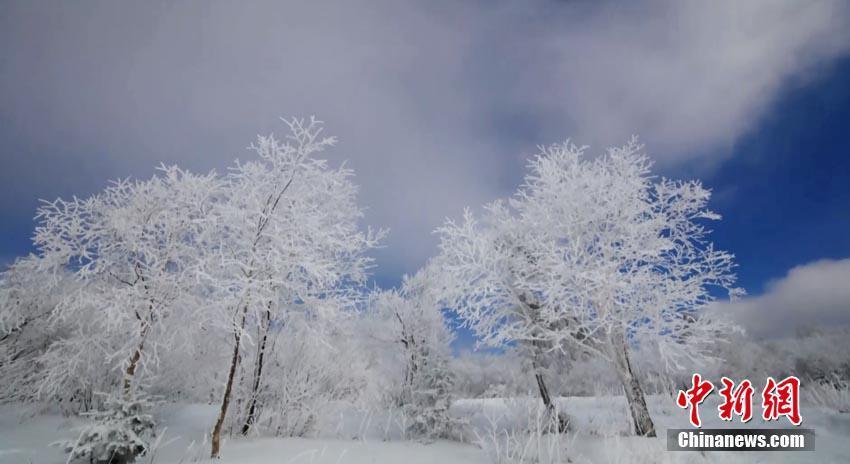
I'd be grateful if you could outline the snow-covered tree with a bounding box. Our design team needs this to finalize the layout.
[365,265,460,440]
[434,205,572,431]
[0,168,220,412]
[0,256,50,338]
[0,255,90,408]
[366,269,452,403]
[201,118,383,457]
[437,139,741,436]
[32,166,221,398]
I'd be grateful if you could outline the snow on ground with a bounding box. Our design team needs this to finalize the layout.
[1,395,848,464]
[0,403,489,464]
[456,395,850,463]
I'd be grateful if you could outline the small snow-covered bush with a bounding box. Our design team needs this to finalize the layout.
[59,392,157,464]
[405,354,465,441]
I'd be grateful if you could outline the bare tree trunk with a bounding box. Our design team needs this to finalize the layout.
[519,292,569,432]
[531,342,569,433]
[123,319,151,398]
[123,338,144,396]
[211,303,249,458]
[611,331,656,437]
[122,291,156,398]
[534,371,555,414]
[241,306,272,435]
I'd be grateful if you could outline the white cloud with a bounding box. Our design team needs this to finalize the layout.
[715,258,850,339]
[503,0,850,163]
[1,1,849,278]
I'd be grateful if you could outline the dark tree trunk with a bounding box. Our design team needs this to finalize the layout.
[612,331,656,437]
[123,293,156,398]
[123,320,150,398]
[211,303,249,458]
[535,372,554,415]
[241,307,272,435]
[531,343,569,433]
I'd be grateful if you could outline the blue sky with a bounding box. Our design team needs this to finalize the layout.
[705,57,850,295]
[2,1,849,346]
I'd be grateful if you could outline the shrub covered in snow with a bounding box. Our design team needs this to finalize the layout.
[59,392,157,464]
[405,351,464,441]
